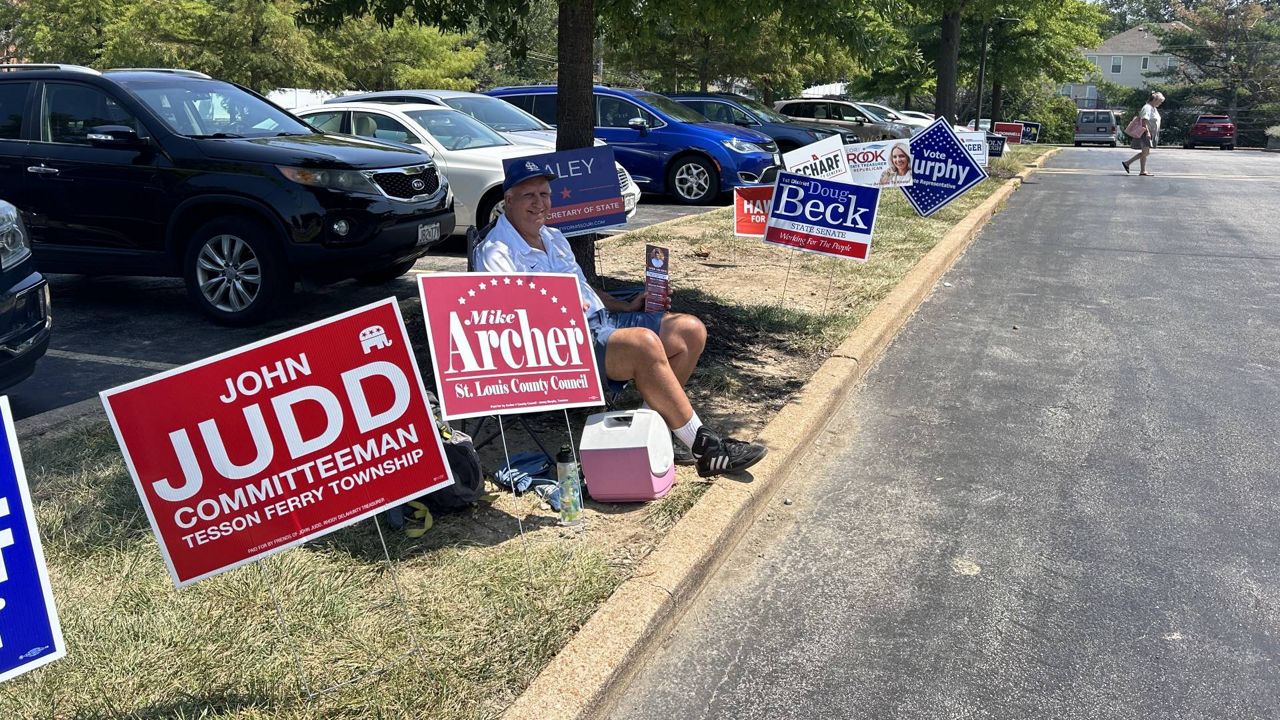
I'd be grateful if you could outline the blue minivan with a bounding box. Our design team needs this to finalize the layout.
[487,85,780,204]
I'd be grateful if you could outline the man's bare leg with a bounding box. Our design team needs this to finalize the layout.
[605,327,693,429]
[657,313,707,385]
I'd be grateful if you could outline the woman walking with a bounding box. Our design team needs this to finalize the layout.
[1123,91,1164,176]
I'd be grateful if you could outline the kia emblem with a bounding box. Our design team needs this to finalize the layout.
[411,178,426,191]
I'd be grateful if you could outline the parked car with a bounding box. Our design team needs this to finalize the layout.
[0,200,50,389]
[1073,109,1121,147]
[668,92,858,152]
[298,102,639,233]
[855,101,931,132]
[489,85,780,204]
[898,110,935,123]
[772,99,911,141]
[324,89,641,216]
[0,65,453,324]
[1185,114,1236,150]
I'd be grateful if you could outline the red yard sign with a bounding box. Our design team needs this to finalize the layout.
[734,185,775,237]
[418,272,605,420]
[101,298,452,587]
[992,121,1024,145]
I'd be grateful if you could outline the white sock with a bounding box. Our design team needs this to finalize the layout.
[673,412,702,450]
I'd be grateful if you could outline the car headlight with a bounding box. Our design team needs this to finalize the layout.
[277,166,382,195]
[722,137,766,154]
[0,203,32,270]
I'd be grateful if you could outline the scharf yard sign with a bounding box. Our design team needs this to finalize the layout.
[418,272,605,420]
[763,171,881,261]
[0,397,66,683]
[502,147,626,237]
[782,134,854,182]
[101,299,453,587]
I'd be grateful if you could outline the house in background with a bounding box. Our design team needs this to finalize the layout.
[1060,22,1189,108]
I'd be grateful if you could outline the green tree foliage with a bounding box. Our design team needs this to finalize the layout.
[1098,0,1177,36]
[1157,0,1280,145]
[2,0,481,93]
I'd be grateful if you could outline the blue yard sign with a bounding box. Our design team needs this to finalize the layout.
[503,146,627,237]
[901,118,989,218]
[763,171,881,261]
[0,396,65,684]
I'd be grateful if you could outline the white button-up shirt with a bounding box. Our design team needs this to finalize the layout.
[477,214,604,317]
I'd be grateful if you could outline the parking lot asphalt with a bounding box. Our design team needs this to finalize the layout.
[11,193,718,422]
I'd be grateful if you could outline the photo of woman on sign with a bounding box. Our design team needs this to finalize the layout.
[878,143,912,186]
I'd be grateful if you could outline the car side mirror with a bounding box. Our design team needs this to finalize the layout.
[87,125,146,147]
[628,117,649,134]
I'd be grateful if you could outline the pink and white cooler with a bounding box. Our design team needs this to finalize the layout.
[579,410,675,502]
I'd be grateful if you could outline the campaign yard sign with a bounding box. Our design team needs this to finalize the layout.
[1018,121,1042,144]
[0,397,65,683]
[992,121,1024,146]
[987,132,1007,158]
[734,186,774,237]
[901,119,989,218]
[502,147,626,237]
[782,134,853,182]
[844,139,915,188]
[101,299,453,587]
[957,130,990,167]
[419,272,605,420]
[763,171,881,261]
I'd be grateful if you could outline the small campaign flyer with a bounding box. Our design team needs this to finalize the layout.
[645,245,671,312]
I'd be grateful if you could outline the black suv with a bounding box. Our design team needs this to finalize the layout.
[0,200,49,389]
[0,65,454,324]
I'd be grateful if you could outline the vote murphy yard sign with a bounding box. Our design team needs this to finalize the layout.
[763,171,881,261]
[101,299,453,587]
[901,118,988,218]
[502,147,626,237]
[419,272,605,420]
[0,397,66,683]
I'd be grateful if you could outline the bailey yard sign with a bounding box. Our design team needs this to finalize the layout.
[418,272,605,420]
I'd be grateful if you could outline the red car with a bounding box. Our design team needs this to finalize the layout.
[1185,114,1236,150]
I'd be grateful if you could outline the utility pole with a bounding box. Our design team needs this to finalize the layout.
[973,17,1020,128]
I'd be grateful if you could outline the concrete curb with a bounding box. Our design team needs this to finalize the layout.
[500,149,1061,720]
[16,396,105,442]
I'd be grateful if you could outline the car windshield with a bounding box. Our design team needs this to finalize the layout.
[733,96,792,123]
[442,96,550,133]
[853,104,887,123]
[633,92,708,123]
[118,77,313,138]
[404,109,510,150]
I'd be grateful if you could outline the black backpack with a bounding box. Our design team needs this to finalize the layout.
[384,392,484,531]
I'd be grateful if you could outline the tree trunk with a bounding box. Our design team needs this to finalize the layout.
[557,0,599,280]
[990,79,1004,126]
[935,6,963,125]
[698,35,711,92]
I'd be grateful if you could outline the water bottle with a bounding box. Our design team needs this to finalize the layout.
[556,445,584,526]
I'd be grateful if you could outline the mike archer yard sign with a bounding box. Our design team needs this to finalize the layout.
[419,272,605,420]
[101,299,453,587]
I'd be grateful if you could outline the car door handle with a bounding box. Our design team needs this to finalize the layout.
[27,165,60,175]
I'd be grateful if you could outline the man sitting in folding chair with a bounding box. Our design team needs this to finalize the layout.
[474,162,767,479]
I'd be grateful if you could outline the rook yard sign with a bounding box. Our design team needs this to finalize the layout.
[419,272,605,420]
[763,171,881,261]
[901,119,989,218]
[0,397,65,683]
[101,299,453,587]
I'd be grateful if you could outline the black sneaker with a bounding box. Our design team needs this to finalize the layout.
[672,434,696,466]
[691,427,767,478]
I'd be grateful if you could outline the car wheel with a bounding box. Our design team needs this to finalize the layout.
[667,156,718,205]
[477,190,504,230]
[1109,141,1117,148]
[1186,143,1195,149]
[184,216,290,326]
[1225,144,1235,151]
[355,259,418,286]
[1074,141,1082,147]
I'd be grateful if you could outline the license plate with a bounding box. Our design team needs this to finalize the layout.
[1097,127,1108,132]
[417,222,440,246]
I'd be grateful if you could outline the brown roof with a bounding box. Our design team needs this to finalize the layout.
[1092,22,1191,55]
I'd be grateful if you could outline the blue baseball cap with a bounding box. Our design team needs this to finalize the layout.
[503,159,558,193]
